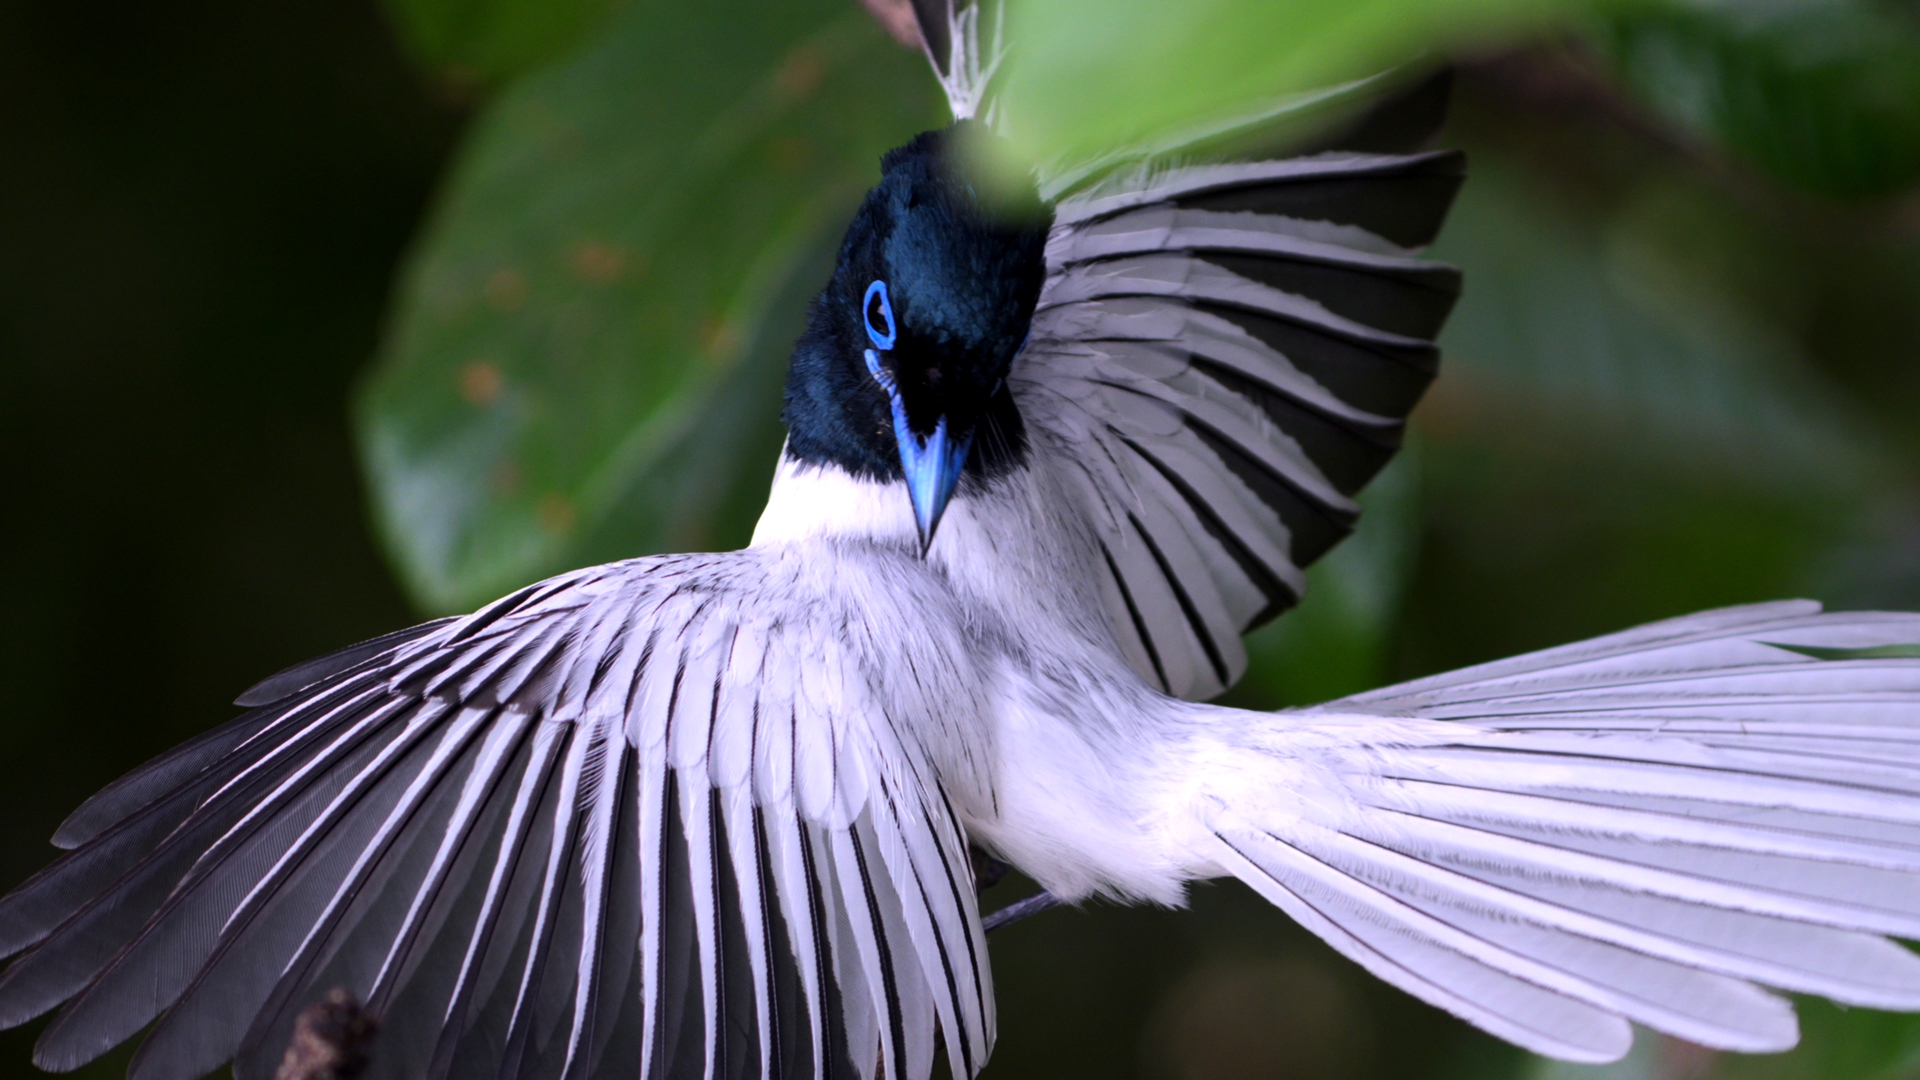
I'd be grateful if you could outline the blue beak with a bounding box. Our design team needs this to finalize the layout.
[898,414,972,554]
[868,349,974,554]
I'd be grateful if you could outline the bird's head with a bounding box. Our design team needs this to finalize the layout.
[782,125,1049,554]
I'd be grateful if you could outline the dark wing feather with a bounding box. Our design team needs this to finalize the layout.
[0,555,991,1080]
[1019,150,1464,700]
[236,620,457,708]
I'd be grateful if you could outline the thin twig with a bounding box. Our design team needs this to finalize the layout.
[983,891,1063,932]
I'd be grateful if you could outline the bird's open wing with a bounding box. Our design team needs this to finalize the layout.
[0,554,991,1080]
[1016,149,1464,700]
[898,2,1465,702]
[1204,602,1920,1061]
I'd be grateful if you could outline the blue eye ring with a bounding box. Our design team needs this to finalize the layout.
[863,279,896,351]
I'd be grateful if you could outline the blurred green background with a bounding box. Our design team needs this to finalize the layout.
[3,0,1920,1078]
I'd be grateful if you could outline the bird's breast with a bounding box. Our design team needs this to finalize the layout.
[750,451,1200,902]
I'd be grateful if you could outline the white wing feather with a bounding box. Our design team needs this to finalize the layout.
[0,551,994,1080]
[1019,150,1463,699]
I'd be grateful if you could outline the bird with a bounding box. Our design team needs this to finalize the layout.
[8,4,1920,1080]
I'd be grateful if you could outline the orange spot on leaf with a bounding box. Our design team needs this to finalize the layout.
[774,45,825,100]
[569,241,628,284]
[767,136,810,174]
[536,493,576,536]
[484,268,527,312]
[460,361,503,406]
[698,317,743,364]
[489,459,521,497]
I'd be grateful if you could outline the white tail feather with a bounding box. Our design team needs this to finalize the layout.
[1184,603,1920,1061]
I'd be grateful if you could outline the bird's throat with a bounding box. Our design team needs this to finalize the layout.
[751,451,921,550]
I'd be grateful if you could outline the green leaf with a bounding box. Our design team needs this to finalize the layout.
[358,0,946,613]
[1596,1,1920,200]
[382,0,625,83]
[993,0,1626,173]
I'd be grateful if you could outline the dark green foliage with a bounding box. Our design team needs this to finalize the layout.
[383,0,623,83]
[1598,2,1920,200]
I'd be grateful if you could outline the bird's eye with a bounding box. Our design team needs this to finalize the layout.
[863,280,896,351]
